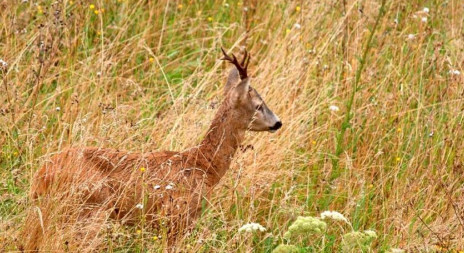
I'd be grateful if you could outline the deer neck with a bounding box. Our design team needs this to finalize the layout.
[190,101,246,186]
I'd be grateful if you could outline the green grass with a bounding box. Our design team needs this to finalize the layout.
[1,0,464,252]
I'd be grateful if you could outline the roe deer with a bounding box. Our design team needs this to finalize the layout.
[23,48,282,251]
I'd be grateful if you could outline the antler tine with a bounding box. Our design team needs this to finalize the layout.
[232,54,239,65]
[222,49,242,69]
[220,47,233,62]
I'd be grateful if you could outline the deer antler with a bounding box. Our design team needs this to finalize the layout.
[221,47,250,80]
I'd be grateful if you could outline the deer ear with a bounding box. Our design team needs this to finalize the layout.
[224,68,240,95]
[228,78,250,104]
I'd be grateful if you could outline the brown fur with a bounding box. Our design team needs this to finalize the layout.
[23,87,247,251]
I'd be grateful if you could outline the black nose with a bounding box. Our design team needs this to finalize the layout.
[270,121,282,131]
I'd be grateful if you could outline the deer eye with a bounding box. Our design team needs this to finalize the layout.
[255,104,263,111]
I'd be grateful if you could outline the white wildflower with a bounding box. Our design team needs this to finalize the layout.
[154,185,161,190]
[96,71,102,77]
[394,18,399,24]
[407,34,415,40]
[329,105,340,112]
[294,23,301,29]
[55,106,61,111]
[0,59,7,68]
[449,69,461,76]
[238,222,266,232]
[320,210,349,223]
[135,203,143,209]
[243,7,248,12]
[421,17,427,23]
[165,183,174,190]
[389,248,405,253]
[423,7,429,13]
[364,230,377,238]
[224,3,229,7]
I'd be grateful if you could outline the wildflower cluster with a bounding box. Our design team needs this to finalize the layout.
[407,6,429,25]
[342,230,378,252]
[89,4,104,15]
[238,222,266,232]
[272,211,396,253]
[283,216,327,240]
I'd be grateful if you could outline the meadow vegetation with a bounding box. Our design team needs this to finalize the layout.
[1,0,464,252]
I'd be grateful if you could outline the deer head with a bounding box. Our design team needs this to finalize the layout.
[221,48,282,133]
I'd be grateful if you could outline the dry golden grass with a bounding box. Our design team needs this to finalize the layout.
[1,0,464,252]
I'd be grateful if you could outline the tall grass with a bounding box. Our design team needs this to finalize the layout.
[1,0,463,252]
